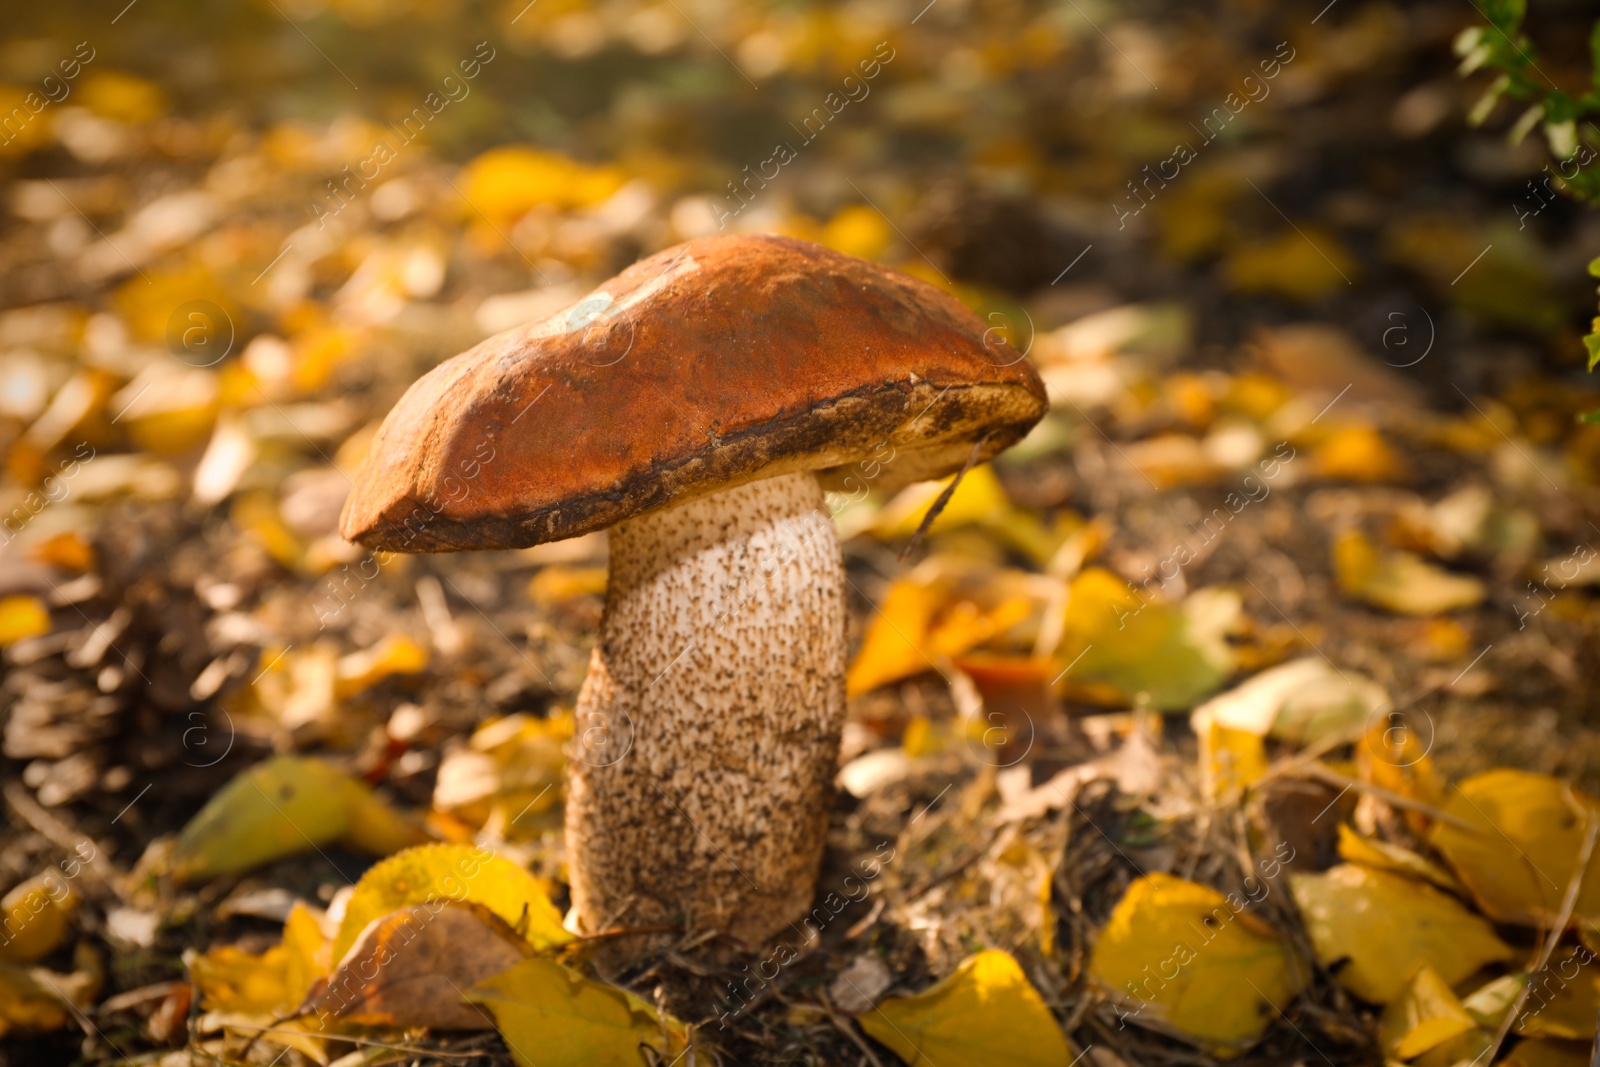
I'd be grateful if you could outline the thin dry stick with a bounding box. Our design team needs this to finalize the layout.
[1484,805,1598,1063]
[216,1021,483,1057]
[1293,762,1482,832]
[2,781,114,884]
[899,432,990,561]
[819,991,887,1067]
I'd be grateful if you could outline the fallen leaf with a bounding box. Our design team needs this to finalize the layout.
[869,466,1057,564]
[0,596,50,648]
[433,713,570,835]
[1379,964,1477,1060]
[171,756,429,881]
[1250,325,1423,414]
[0,944,100,1038]
[189,902,330,1016]
[821,203,892,260]
[1463,972,1525,1029]
[1428,769,1600,929]
[0,874,79,963]
[1502,1039,1596,1067]
[1356,717,1445,817]
[1515,947,1600,1040]
[1194,711,1267,799]
[331,842,569,964]
[1290,864,1512,1003]
[1089,873,1304,1054]
[859,949,1071,1067]
[1335,825,1462,894]
[845,570,1032,697]
[301,901,531,1030]
[460,145,625,224]
[467,956,689,1067]
[528,565,609,606]
[334,633,429,698]
[1190,656,1387,744]
[1226,227,1358,302]
[1057,569,1236,711]
[1333,529,1486,615]
[1311,425,1408,482]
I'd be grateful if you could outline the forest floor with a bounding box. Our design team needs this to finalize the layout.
[3,0,1600,1064]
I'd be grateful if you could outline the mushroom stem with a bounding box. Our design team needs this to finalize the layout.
[567,470,847,947]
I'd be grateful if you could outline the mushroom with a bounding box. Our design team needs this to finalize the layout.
[340,234,1047,947]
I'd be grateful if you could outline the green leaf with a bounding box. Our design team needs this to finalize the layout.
[1482,0,1525,35]
[1585,329,1600,371]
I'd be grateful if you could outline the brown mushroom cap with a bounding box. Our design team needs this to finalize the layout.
[340,233,1048,552]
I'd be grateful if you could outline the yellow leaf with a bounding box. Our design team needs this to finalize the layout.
[1463,973,1525,1029]
[1195,711,1267,800]
[467,956,688,1067]
[0,85,55,158]
[1356,718,1444,817]
[846,579,946,696]
[1413,1027,1495,1067]
[334,634,429,698]
[1225,227,1358,302]
[433,713,570,836]
[1088,873,1303,1054]
[331,842,569,964]
[0,596,50,648]
[1058,569,1235,711]
[1429,769,1600,929]
[859,949,1071,1067]
[231,491,305,571]
[1333,530,1485,615]
[1289,865,1512,1003]
[78,70,166,124]
[189,901,329,1016]
[170,757,427,881]
[0,964,68,1036]
[0,874,78,963]
[461,145,625,223]
[1379,965,1477,1059]
[872,466,1013,540]
[1516,947,1600,1040]
[1335,825,1462,894]
[1312,425,1408,482]
[1503,1038,1596,1067]
[528,565,609,606]
[111,365,220,455]
[821,204,892,261]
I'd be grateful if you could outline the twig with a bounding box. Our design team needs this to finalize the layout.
[1484,804,1598,1061]
[819,992,886,1067]
[899,432,989,561]
[1290,763,1481,832]
[3,781,115,885]
[211,1021,483,1057]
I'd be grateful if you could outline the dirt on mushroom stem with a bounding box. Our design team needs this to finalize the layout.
[566,470,848,958]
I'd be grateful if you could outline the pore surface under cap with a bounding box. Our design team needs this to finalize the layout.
[340,233,1048,552]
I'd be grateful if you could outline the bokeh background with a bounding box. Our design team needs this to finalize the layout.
[6,0,1600,1064]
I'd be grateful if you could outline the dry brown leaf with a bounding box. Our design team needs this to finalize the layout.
[300,900,531,1030]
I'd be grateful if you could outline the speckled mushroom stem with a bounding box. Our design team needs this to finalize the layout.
[566,470,847,947]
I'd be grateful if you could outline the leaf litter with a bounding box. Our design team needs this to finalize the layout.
[4,0,1600,1064]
